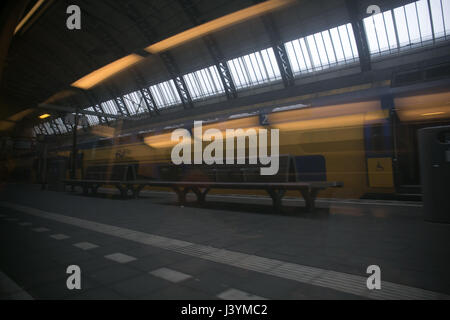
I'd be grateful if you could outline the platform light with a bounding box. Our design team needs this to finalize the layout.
[145,0,295,54]
[39,113,51,119]
[71,54,144,90]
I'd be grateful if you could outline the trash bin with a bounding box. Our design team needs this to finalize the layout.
[418,125,450,223]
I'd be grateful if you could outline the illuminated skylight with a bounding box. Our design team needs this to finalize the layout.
[363,0,450,56]
[227,47,282,89]
[285,23,359,75]
[183,65,225,101]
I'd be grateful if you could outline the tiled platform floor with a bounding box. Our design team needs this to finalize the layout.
[0,184,449,300]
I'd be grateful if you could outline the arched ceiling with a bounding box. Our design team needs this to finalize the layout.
[0,0,426,128]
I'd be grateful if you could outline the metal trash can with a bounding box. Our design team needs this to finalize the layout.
[418,125,450,223]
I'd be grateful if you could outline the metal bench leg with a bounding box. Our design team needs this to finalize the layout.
[266,189,286,212]
[173,187,189,206]
[299,189,318,212]
[82,183,89,195]
[191,187,210,205]
[115,184,127,198]
[131,185,144,199]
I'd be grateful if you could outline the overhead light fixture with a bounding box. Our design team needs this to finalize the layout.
[145,0,295,54]
[39,113,51,119]
[69,0,293,92]
[14,0,46,35]
[71,54,144,90]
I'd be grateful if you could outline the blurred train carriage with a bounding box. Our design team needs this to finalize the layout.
[2,90,450,201]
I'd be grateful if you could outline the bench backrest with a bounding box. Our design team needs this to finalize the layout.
[294,155,327,182]
[84,164,131,181]
[156,155,296,183]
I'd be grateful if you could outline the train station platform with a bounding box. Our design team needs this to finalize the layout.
[0,184,449,300]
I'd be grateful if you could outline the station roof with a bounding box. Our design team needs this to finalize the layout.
[0,0,449,136]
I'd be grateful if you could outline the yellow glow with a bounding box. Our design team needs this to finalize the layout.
[0,121,16,131]
[202,117,263,141]
[144,132,192,149]
[71,54,144,89]
[269,101,381,124]
[395,92,450,122]
[398,107,450,121]
[395,92,450,109]
[422,112,445,116]
[14,0,46,35]
[8,108,34,122]
[145,0,295,54]
[91,125,116,138]
[274,114,365,132]
[269,101,384,132]
[39,113,51,119]
[43,90,76,104]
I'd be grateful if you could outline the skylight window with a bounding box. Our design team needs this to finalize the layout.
[101,100,120,115]
[183,65,225,101]
[54,118,68,134]
[363,0,450,56]
[85,107,100,126]
[149,80,182,109]
[123,91,148,115]
[43,122,54,135]
[285,23,359,75]
[227,47,282,90]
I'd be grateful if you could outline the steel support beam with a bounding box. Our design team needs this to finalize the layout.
[85,92,109,125]
[114,0,194,109]
[86,12,154,118]
[93,104,108,124]
[38,104,123,120]
[140,87,159,114]
[131,69,159,115]
[259,14,295,88]
[345,0,372,72]
[159,52,194,109]
[177,0,237,99]
[114,94,131,117]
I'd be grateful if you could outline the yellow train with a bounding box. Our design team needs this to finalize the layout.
[3,91,449,200]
